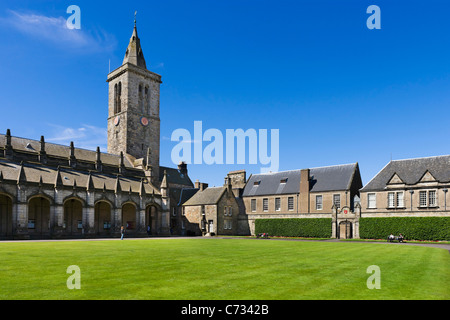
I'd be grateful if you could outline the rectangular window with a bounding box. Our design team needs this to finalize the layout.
[251,199,256,212]
[388,192,395,208]
[333,194,341,209]
[263,198,268,212]
[275,198,281,211]
[388,192,404,208]
[368,193,376,208]
[429,190,437,207]
[316,195,323,210]
[224,206,232,216]
[396,192,404,208]
[419,191,427,207]
[288,197,294,211]
[224,220,233,230]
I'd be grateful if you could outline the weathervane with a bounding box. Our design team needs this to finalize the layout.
[134,10,137,25]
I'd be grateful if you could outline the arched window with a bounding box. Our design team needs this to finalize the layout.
[118,82,122,113]
[145,86,150,115]
[114,84,118,114]
[139,84,144,113]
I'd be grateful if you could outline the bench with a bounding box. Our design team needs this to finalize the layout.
[387,236,404,243]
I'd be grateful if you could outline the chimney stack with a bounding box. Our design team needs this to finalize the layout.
[178,161,187,176]
[299,168,310,213]
[195,179,208,191]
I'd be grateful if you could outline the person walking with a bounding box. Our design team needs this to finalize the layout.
[120,225,125,240]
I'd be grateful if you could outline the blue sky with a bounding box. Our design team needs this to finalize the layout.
[0,0,449,187]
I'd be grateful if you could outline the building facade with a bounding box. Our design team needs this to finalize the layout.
[360,155,450,218]
[241,163,363,237]
[181,172,247,236]
[0,22,193,240]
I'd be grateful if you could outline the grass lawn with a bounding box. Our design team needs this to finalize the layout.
[0,238,448,300]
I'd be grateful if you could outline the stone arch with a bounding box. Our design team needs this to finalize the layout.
[28,193,54,206]
[63,195,86,207]
[0,193,13,238]
[27,196,51,238]
[63,197,83,237]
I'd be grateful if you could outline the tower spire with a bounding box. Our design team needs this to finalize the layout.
[123,12,147,69]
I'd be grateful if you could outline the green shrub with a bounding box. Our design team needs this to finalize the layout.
[255,218,332,238]
[359,217,450,241]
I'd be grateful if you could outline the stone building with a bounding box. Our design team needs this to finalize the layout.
[359,155,450,218]
[0,22,191,239]
[181,171,247,236]
[242,163,363,237]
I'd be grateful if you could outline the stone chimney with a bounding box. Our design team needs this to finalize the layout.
[195,179,208,191]
[299,168,310,213]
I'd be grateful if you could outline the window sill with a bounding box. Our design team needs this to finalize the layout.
[386,207,406,210]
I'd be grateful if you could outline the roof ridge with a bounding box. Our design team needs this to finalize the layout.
[391,154,450,162]
[0,133,114,156]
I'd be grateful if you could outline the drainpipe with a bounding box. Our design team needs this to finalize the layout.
[443,188,448,211]
[409,190,414,212]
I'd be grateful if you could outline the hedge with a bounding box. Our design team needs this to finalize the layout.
[359,217,450,241]
[255,218,332,238]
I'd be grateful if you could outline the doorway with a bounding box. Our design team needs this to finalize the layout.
[339,221,352,239]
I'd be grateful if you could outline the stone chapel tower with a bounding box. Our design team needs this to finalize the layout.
[106,21,161,181]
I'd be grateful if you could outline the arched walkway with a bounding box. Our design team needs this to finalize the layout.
[0,194,13,238]
[64,198,83,237]
[95,201,112,236]
[122,203,136,234]
[28,196,51,238]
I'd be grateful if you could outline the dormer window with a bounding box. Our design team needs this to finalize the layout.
[280,178,288,184]
[254,180,261,186]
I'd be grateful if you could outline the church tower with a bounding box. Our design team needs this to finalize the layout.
[107,20,161,180]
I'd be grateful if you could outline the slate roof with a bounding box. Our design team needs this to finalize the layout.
[242,163,359,197]
[0,159,159,194]
[361,155,450,192]
[0,133,134,168]
[159,166,193,187]
[183,187,226,206]
[177,188,200,206]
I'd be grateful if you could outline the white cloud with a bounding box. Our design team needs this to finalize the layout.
[46,124,107,151]
[0,10,116,52]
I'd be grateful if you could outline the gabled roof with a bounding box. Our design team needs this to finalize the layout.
[361,155,450,192]
[183,187,226,206]
[243,163,359,197]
